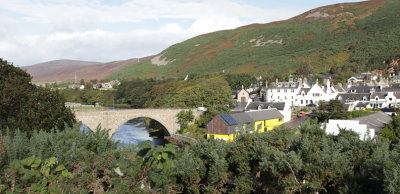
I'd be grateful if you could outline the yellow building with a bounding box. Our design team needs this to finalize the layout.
[207,109,284,142]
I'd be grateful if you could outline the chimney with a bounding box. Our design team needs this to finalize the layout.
[275,78,278,83]
[304,77,308,83]
[265,80,268,89]
[299,78,303,88]
[289,77,293,82]
[327,79,331,95]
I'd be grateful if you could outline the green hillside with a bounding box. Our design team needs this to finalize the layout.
[109,0,400,80]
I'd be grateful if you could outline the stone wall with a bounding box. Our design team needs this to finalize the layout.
[74,109,202,136]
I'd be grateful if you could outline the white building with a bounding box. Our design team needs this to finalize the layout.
[324,120,374,140]
[265,80,300,106]
[324,111,392,140]
[266,78,341,107]
[237,87,250,103]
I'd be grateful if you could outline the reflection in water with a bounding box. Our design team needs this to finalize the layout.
[80,118,166,147]
[112,118,165,147]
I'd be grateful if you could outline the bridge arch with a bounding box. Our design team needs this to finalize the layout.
[74,109,201,136]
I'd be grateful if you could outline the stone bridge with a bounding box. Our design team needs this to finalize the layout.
[73,109,202,136]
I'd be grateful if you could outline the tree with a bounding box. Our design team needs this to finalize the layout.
[295,62,313,77]
[315,100,348,123]
[224,73,257,90]
[0,59,75,136]
[381,114,400,144]
[177,110,194,130]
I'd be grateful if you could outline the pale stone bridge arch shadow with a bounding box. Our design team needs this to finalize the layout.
[74,109,201,137]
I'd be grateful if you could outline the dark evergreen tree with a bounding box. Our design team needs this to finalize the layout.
[0,59,75,136]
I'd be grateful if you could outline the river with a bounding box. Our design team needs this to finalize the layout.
[112,118,165,147]
[82,118,165,147]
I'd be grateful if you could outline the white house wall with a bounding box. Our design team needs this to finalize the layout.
[324,119,375,140]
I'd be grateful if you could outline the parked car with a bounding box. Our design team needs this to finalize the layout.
[297,111,306,118]
[306,103,317,107]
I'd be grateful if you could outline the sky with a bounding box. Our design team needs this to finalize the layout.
[0,0,362,66]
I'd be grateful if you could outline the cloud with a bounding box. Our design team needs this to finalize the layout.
[0,0,309,66]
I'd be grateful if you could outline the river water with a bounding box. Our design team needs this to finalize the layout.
[81,118,165,147]
[112,118,165,147]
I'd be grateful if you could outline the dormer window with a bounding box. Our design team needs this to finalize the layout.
[376,97,379,100]
[351,89,356,93]
[363,96,367,101]
[389,98,393,101]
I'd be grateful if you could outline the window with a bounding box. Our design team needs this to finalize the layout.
[313,93,321,97]
[278,89,280,92]
[291,89,294,92]
[389,98,393,101]
[257,124,262,130]
[376,97,379,100]
[284,89,287,93]
[279,118,283,122]
[306,100,309,104]
[301,100,303,104]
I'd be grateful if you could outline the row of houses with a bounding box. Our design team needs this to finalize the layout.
[213,73,400,142]
[68,80,120,90]
[265,78,344,107]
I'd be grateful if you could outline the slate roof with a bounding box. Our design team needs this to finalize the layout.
[370,92,387,99]
[355,102,369,108]
[230,112,253,124]
[382,84,400,91]
[371,91,400,99]
[355,73,375,79]
[348,86,381,93]
[337,93,370,102]
[217,109,283,126]
[351,111,392,134]
[231,103,247,112]
[245,102,285,111]
[300,88,311,94]
[269,82,299,89]
[245,109,283,121]
[333,85,346,93]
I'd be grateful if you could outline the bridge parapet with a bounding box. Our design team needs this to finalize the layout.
[73,108,202,136]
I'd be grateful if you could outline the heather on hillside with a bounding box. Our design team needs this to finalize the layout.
[109,0,400,81]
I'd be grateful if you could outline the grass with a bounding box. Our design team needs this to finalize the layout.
[107,0,397,81]
[348,110,376,119]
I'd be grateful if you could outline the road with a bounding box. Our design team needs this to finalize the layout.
[284,114,315,128]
